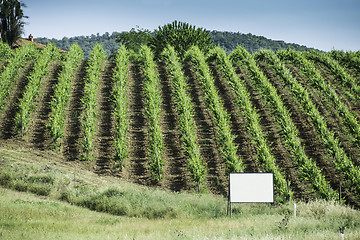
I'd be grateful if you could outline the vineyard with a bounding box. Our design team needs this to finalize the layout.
[1,41,360,206]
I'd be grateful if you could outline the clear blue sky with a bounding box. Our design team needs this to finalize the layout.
[23,0,360,51]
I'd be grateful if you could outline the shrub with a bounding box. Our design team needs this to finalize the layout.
[150,21,213,57]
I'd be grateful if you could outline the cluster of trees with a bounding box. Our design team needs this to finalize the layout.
[0,0,27,46]
[211,31,312,54]
[35,32,120,58]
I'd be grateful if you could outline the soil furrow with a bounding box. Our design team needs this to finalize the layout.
[63,61,86,161]
[94,61,115,175]
[126,63,149,185]
[157,63,189,191]
[183,63,226,195]
[235,63,308,200]
[210,64,260,174]
[0,61,34,139]
[27,61,62,149]
[282,62,360,205]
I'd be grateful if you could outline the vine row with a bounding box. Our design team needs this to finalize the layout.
[81,44,107,161]
[48,43,84,149]
[112,45,130,169]
[184,46,243,174]
[139,45,165,181]
[162,45,206,191]
[15,43,59,135]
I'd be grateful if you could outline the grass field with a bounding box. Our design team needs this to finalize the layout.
[1,143,360,240]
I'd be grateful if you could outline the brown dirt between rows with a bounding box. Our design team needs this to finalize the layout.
[93,61,116,175]
[124,63,149,186]
[62,61,86,163]
[281,61,360,206]
[157,62,191,192]
[26,61,62,149]
[0,61,34,140]
[209,64,260,174]
[233,62,310,200]
[287,62,360,165]
[183,63,227,195]
[311,61,360,163]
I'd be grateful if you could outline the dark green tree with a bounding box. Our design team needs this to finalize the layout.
[149,21,213,57]
[0,0,27,46]
[116,26,152,52]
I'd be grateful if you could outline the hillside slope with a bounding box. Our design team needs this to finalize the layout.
[0,43,359,207]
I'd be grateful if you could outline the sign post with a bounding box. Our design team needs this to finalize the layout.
[228,173,274,216]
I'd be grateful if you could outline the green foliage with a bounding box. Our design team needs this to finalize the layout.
[1,163,360,239]
[185,46,243,175]
[150,21,213,57]
[0,41,13,58]
[211,46,291,202]
[116,26,152,53]
[0,0,27,46]
[0,158,226,220]
[48,43,84,149]
[305,50,360,103]
[81,44,107,161]
[253,49,337,200]
[0,43,37,115]
[281,50,360,145]
[277,48,360,195]
[112,45,130,168]
[211,31,314,54]
[36,32,121,58]
[329,50,360,72]
[138,45,165,181]
[35,29,317,59]
[15,43,59,135]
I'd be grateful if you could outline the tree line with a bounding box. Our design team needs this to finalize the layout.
[34,28,316,58]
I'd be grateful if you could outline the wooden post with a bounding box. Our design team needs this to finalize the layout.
[339,184,342,205]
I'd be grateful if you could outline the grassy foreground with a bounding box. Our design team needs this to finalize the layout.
[1,143,360,239]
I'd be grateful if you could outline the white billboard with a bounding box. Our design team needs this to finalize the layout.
[229,173,274,203]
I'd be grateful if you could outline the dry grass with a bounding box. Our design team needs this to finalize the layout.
[1,143,360,239]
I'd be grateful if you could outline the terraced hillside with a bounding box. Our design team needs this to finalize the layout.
[1,42,359,206]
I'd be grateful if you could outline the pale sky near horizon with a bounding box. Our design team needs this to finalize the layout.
[23,0,360,51]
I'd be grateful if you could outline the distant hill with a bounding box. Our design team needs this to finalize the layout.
[34,31,316,58]
[35,32,120,58]
[210,31,314,53]
[14,38,68,53]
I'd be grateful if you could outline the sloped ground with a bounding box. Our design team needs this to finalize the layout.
[1,156,359,240]
[0,49,359,207]
[13,38,68,53]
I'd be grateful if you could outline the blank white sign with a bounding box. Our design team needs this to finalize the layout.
[230,173,274,203]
